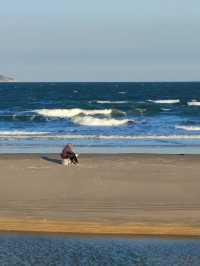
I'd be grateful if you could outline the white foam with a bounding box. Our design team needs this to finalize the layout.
[96,100,128,104]
[0,131,48,136]
[176,125,200,131]
[71,116,133,126]
[187,101,200,106]
[35,108,114,118]
[149,99,180,104]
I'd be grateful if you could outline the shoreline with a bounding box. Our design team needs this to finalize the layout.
[0,152,200,157]
[0,154,200,236]
[1,145,200,155]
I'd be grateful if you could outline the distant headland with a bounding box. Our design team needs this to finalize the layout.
[0,74,15,82]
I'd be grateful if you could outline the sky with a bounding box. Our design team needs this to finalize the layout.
[0,0,200,81]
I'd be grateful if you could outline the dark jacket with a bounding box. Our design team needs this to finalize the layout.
[61,145,78,164]
[60,145,73,159]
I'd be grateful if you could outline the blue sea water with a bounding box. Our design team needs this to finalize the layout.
[1,82,200,153]
[0,234,200,266]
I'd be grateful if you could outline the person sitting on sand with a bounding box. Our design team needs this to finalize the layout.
[60,144,79,165]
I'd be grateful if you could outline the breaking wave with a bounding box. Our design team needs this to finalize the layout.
[71,116,134,126]
[187,101,200,106]
[148,99,180,104]
[33,108,128,126]
[0,108,126,122]
[35,108,125,118]
[176,125,200,131]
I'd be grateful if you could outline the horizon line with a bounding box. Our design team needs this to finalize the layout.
[1,80,200,83]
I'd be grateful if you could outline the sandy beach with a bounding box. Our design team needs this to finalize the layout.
[0,153,200,236]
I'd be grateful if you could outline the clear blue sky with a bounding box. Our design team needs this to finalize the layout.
[0,0,200,81]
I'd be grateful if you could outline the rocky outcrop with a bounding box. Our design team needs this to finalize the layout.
[0,75,15,82]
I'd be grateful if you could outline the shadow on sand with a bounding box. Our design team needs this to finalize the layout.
[41,156,62,165]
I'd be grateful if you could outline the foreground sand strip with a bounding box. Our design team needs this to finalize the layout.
[0,154,200,236]
[0,219,200,236]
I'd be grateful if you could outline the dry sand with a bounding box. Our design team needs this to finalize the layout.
[0,153,200,236]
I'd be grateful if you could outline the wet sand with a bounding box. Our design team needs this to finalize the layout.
[0,154,200,236]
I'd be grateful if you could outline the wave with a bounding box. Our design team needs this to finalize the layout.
[96,100,128,104]
[148,99,180,104]
[0,108,126,122]
[187,101,200,106]
[35,108,125,118]
[71,116,134,126]
[0,114,46,122]
[176,125,200,131]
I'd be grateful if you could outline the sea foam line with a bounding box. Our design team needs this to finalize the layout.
[148,99,180,104]
[96,100,128,104]
[1,133,200,140]
[0,131,49,135]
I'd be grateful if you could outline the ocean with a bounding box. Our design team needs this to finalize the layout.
[0,234,200,265]
[1,82,200,153]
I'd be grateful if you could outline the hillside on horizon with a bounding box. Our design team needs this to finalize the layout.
[0,74,15,82]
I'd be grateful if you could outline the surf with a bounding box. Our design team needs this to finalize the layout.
[35,108,126,118]
[71,116,134,126]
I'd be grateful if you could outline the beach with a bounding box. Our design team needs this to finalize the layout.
[0,153,200,236]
